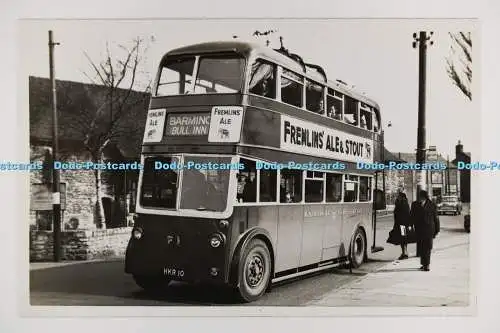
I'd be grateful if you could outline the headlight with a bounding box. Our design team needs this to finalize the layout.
[132,227,143,240]
[209,233,225,248]
[219,220,229,229]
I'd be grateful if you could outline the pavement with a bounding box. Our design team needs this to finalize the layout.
[30,257,123,271]
[309,229,470,307]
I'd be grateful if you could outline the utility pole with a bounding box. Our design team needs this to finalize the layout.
[447,155,451,195]
[49,30,61,262]
[412,31,434,196]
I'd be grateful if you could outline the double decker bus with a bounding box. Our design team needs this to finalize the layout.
[125,40,386,302]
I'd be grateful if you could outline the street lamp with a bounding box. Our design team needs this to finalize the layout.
[412,31,434,195]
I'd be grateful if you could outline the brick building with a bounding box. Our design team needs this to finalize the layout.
[29,76,150,261]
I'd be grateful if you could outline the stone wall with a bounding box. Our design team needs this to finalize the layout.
[30,144,97,230]
[30,226,132,261]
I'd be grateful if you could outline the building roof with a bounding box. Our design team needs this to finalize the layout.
[393,151,458,167]
[29,76,150,159]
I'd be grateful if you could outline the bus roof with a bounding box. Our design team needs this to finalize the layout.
[164,40,381,110]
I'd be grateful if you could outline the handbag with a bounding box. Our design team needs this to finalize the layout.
[405,224,417,244]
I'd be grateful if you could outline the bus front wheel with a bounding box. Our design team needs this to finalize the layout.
[350,228,366,268]
[237,238,272,302]
[133,275,171,292]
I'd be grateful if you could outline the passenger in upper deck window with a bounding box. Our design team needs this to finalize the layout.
[318,100,325,114]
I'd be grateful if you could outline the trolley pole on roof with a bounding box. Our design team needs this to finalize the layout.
[49,30,62,262]
[412,31,434,196]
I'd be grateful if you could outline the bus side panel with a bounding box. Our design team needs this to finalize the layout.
[300,205,326,267]
[247,206,278,252]
[275,206,303,273]
[322,205,343,260]
[341,203,372,249]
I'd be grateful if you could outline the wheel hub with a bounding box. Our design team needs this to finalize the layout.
[246,255,264,287]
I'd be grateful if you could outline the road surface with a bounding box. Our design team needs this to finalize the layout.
[29,214,468,306]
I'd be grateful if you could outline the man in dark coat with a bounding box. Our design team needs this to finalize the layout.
[410,190,440,271]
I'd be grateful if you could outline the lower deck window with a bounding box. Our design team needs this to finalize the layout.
[280,169,303,203]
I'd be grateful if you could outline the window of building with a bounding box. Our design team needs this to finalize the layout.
[281,68,304,108]
[344,174,359,202]
[343,96,359,126]
[248,59,276,99]
[259,169,277,202]
[305,171,325,202]
[35,211,53,231]
[280,169,303,203]
[237,158,257,203]
[326,173,343,202]
[359,176,372,202]
[305,79,324,114]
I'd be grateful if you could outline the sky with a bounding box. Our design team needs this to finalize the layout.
[19,19,477,159]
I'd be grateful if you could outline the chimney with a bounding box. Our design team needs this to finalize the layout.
[456,140,463,158]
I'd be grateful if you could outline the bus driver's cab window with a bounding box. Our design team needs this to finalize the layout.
[249,60,276,99]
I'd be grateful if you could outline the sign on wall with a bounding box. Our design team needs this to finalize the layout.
[208,106,244,143]
[30,183,67,211]
[280,115,374,164]
[143,109,167,143]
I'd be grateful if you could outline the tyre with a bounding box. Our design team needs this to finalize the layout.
[237,238,272,302]
[350,228,366,268]
[133,275,171,292]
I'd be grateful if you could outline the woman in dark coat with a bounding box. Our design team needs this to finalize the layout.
[393,192,411,259]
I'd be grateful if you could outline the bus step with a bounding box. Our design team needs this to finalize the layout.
[371,246,384,253]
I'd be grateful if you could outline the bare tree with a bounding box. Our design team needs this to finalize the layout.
[65,37,153,228]
[446,32,472,101]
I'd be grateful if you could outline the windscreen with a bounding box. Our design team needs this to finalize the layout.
[139,155,231,213]
[179,156,231,212]
[140,156,180,209]
[156,54,244,96]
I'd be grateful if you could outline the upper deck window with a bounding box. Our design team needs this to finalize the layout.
[281,68,304,108]
[359,103,373,131]
[156,54,244,96]
[249,59,276,99]
[194,56,244,94]
[327,88,343,120]
[373,108,381,132]
[156,57,195,96]
[344,96,359,126]
[305,79,324,114]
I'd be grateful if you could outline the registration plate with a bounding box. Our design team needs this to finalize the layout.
[163,267,185,278]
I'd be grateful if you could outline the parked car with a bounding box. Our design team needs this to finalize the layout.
[437,195,462,215]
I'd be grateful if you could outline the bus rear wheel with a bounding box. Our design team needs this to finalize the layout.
[237,238,271,302]
[350,228,366,268]
[133,275,171,292]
